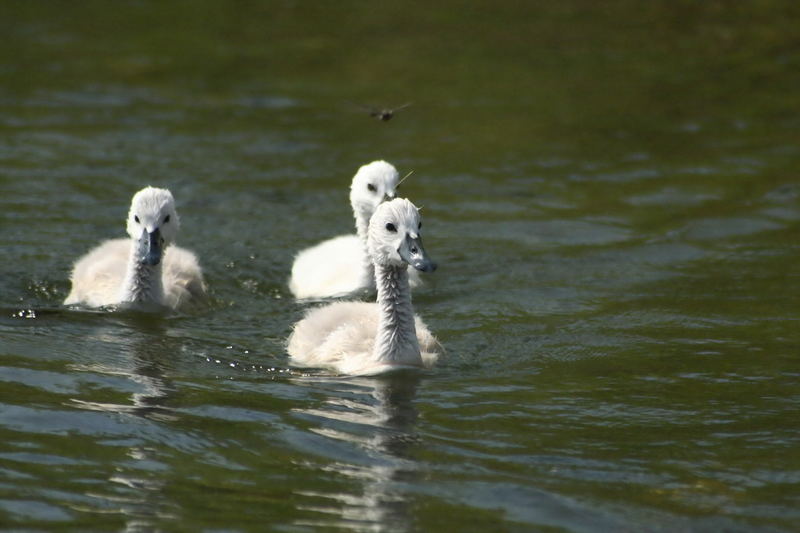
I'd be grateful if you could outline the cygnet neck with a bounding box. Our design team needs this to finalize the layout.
[354,205,376,290]
[372,262,421,366]
[119,237,165,307]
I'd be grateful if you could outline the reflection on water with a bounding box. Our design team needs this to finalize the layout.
[71,319,177,423]
[68,316,179,532]
[292,374,422,532]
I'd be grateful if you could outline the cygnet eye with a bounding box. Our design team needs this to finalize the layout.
[134,215,140,223]
[367,183,377,192]
[418,221,422,230]
[164,215,171,224]
[385,223,397,233]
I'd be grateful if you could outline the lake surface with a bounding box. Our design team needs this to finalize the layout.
[1,2,799,531]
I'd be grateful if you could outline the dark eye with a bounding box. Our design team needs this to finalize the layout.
[418,221,422,230]
[164,215,171,224]
[367,184,377,192]
[385,223,397,232]
[134,215,140,223]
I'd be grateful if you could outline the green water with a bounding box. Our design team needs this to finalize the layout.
[1,2,799,531]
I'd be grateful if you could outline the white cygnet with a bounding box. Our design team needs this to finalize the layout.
[64,186,206,311]
[287,198,441,376]
[288,160,421,299]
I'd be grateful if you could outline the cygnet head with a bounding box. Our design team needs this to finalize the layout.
[350,160,400,219]
[125,186,180,266]
[368,198,437,273]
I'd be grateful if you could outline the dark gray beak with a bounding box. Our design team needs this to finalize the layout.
[383,191,395,202]
[398,233,437,273]
[143,228,162,266]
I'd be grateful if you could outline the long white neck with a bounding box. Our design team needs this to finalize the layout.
[354,207,376,290]
[372,263,421,366]
[119,238,164,307]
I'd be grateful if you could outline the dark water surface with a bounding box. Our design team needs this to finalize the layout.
[2,2,799,531]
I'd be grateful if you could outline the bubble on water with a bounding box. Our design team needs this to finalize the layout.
[241,279,259,293]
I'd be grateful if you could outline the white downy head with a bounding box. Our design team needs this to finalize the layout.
[125,186,180,266]
[349,160,400,222]
[367,198,436,273]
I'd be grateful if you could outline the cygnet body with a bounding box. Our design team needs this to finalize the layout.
[287,198,440,376]
[288,160,420,299]
[64,186,206,311]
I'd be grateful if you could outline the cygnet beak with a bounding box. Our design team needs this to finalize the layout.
[142,228,163,266]
[383,191,395,202]
[398,233,437,273]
